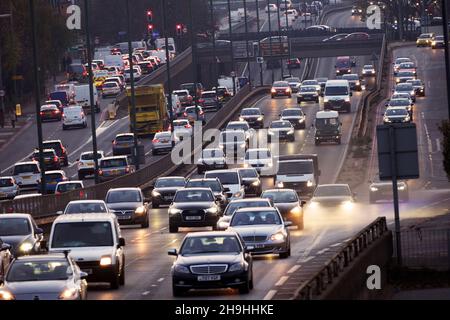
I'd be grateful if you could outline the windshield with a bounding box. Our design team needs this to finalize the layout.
[241,109,260,116]
[397,72,415,77]
[13,164,39,175]
[155,178,185,188]
[46,173,64,180]
[100,159,127,168]
[81,152,102,161]
[106,190,141,203]
[389,99,410,106]
[314,185,351,197]
[315,117,339,128]
[205,172,239,185]
[245,150,271,159]
[52,222,113,248]
[282,109,302,116]
[43,142,62,152]
[285,77,300,82]
[202,149,224,158]
[186,180,221,192]
[300,86,316,92]
[174,189,214,202]
[0,218,31,236]
[395,58,410,64]
[336,59,350,68]
[270,121,291,128]
[278,161,314,174]
[396,84,413,91]
[227,123,248,131]
[202,92,216,98]
[230,210,281,226]
[224,201,269,216]
[273,82,289,87]
[325,86,348,95]
[7,260,70,282]
[180,236,241,255]
[262,190,298,203]
[116,135,133,142]
[363,65,373,69]
[173,120,189,127]
[56,183,81,193]
[103,82,118,88]
[386,108,408,116]
[238,169,258,178]
[408,80,422,86]
[343,75,359,80]
[64,202,108,214]
[303,81,318,86]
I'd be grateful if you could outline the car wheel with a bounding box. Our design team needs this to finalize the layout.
[110,266,120,289]
[172,284,187,297]
[300,123,306,130]
[289,136,295,142]
[249,270,254,290]
[238,280,251,294]
[141,215,149,228]
[119,260,125,286]
[62,125,66,130]
[169,224,178,233]
[316,98,319,103]
[152,202,159,209]
[212,224,218,231]
[279,246,290,259]
[64,158,69,167]
[315,140,320,146]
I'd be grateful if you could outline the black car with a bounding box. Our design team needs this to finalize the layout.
[168,188,221,233]
[151,176,186,208]
[168,231,253,296]
[261,189,306,229]
[68,63,87,82]
[105,187,150,228]
[0,214,44,257]
[239,108,264,129]
[42,140,68,167]
[30,149,61,170]
[185,178,228,210]
[237,168,262,196]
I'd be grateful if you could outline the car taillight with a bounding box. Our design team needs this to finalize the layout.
[112,140,116,145]
[80,190,84,198]
[152,139,160,143]
[125,167,130,173]
[99,169,103,175]
[271,88,276,93]
[183,112,187,117]
[54,156,58,162]
[40,111,44,116]
[198,99,205,103]
[285,88,291,92]
[185,124,192,129]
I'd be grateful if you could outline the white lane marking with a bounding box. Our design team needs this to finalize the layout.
[317,248,330,255]
[330,242,342,247]
[167,239,178,246]
[142,291,150,296]
[157,277,165,282]
[263,289,277,300]
[125,256,141,268]
[298,255,315,263]
[275,276,289,287]
[159,227,168,231]
[287,265,301,274]
[301,227,327,258]
[436,138,441,153]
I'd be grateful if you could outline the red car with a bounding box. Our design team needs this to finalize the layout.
[40,104,62,122]
[287,58,301,69]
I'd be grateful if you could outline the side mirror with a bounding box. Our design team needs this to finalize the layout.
[118,237,126,247]
[168,248,178,256]
[35,227,43,235]
[285,221,293,227]
[79,271,89,279]
[57,211,63,215]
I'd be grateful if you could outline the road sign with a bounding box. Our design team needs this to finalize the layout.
[257,57,264,64]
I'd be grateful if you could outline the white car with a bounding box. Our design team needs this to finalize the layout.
[204,169,245,200]
[301,79,321,93]
[62,105,87,130]
[172,119,193,138]
[265,4,278,12]
[77,150,105,180]
[11,161,41,191]
[152,131,174,155]
[60,200,110,215]
[74,84,100,113]
[393,57,412,74]
[362,64,376,76]
[124,67,142,82]
[244,148,274,176]
[0,176,20,200]
[102,81,121,97]
[55,181,84,195]
[105,76,125,90]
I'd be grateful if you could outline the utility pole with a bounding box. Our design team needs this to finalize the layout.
[227,0,236,95]
[276,0,284,77]
[284,0,292,76]
[162,0,174,135]
[267,0,274,83]
[256,0,263,86]
[244,0,252,88]
[210,0,218,87]
[442,0,450,119]
[189,0,200,121]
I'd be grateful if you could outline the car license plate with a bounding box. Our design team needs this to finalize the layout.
[87,163,94,167]
[82,269,93,275]
[0,192,5,197]
[161,139,169,143]
[197,275,220,281]
[22,176,31,179]
[255,244,265,248]
[185,216,201,221]
[112,170,119,174]
[118,216,129,220]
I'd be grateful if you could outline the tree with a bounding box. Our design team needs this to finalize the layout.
[438,120,450,180]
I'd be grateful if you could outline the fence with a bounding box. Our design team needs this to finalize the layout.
[394,228,450,271]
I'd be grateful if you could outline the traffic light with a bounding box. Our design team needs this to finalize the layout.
[146,10,153,23]
[176,24,182,36]
[147,24,154,33]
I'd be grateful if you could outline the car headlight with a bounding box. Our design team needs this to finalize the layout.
[306,180,313,187]
[152,190,161,197]
[398,185,406,191]
[341,200,354,209]
[370,186,378,192]
[410,91,415,96]
[243,163,249,168]
[174,265,190,274]
[271,88,276,93]
[345,97,350,102]
[240,143,246,148]
[239,117,245,121]
[0,290,15,300]
[290,206,302,215]
[229,262,244,272]
[356,81,360,86]
[135,206,146,215]
[257,116,263,121]
[287,129,294,135]
[324,98,329,103]
[270,232,285,241]
[233,191,242,198]
[100,255,112,266]
[219,144,225,149]
[277,181,284,188]
[309,201,318,208]
[206,207,218,214]
[299,117,305,122]
[169,208,182,215]
[252,180,260,186]
[268,130,275,135]
[59,288,79,300]
[19,242,33,253]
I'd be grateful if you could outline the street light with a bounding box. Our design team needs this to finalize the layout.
[227,0,236,95]
[276,0,284,77]
[0,12,12,119]
[441,0,450,119]
[188,0,200,121]
[267,0,275,83]
[161,0,174,135]
[243,0,252,88]
[210,0,218,87]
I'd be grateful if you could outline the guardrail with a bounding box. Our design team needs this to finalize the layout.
[293,217,389,300]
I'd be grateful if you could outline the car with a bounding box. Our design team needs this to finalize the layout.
[124,67,142,82]
[244,148,275,176]
[219,130,247,157]
[395,71,416,84]
[261,189,305,229]
[49,91,69,106]
[316,77,328,93]
[185,178,228,210]
[30,148,60,170]
[62,105,87,130]
[76,150,105,180]
[227,207,291,259]
[351,5,363,15]
[369,181,409,203]
[168,231,253,296]
[60,200,110,214]
[168,188,221,233]
[416,33,435,47]
[344,32,370,41]
[237,168,261,197]
[48,213,126,289]
[68,63,87,82]
[112,133,137,156]
[309,184,355,209]
[386,98,413,118]
[98,156,134,182]
[268,120,295,142]
[44,100,63,112]
[362,64,376,77]
[286,58,301,69]
[173,89,193,110]
[383,107,411,124]
[39,104,62,122]
[151,176,186,208]
[271,81,292,98]
[171,119,193,141]
[41,170,69,194]
[279,107,306,129]
[323,33,349,42]
[0,238,12,283]
[265,4,277,12]
[105,187,149,228]
[335,56,353,76]
[11,161,41,191]
[214,86,232,102]
[180,83,204,98]
[397,62,417,75]
[297,85,320,103]
[0,253,88,300]
[0,177,19,200]
[102,81,121,97]
[342,74,363,91]
[393,57,412,75]
[407,79,425,96]
[182,106,206,125]
[390,92,414,107]
[301,79,321,93]
[198,91,221,111]
[204,169,245,201]
[197,148,228,174]
[284,77,301,93]
[152,131,174,155]
[55,181,84,195]
[137,60,154,74]
[13,193,41,200]
[432,35,445,49]
[216,198,273,230]
[393,83,416,102]
[239,108,264,129]
[0,213,44,257]
[226,120,253,141]
[41,140,68,167]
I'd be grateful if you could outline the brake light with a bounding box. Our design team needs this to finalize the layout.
[271,88,276,93]
[183,112,187,117]
[198,99,205,103]
[152,139,160,143]
[40,112,44,116]
[99,169,103,175]
[185,124,192,129]
[125,167,130,173]
[54,156,59,162]
[285,88,291,92]
[80,190,85,198]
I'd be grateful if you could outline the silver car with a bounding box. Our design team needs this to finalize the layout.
[0,253,88,300]
[217,198,273,230]
[152,131,174,155]
[227,207,291,258]
[0,177,20,200]
[61,200,110,214]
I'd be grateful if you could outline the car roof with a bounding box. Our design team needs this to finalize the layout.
[68,200,106,204]
[0,213,32,219]
[177,187,213,192]
[227,121,247,125]
[317,183,350,188]
[316,110,339,118]
[235,207,278,213]
[101,155,128,161]
[57,180,82,185]
[54,213,116,223]
[262,189,296,193]
[229,198,269,203]
[81,150,104,155]
[202,91,216,94]
[14,161,39,166]
[205,169,239,174]
[185,231,239,238]
[246,147,270,152]
[157,176,185,180]
[14,253,69,261]
[187,178,219,182]
[241,107,260,111]
[108,187,141,192]
[45,170,66,175]
[116,133,134,137]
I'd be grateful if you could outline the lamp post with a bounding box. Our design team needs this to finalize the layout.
[83,0,100,184]
[210,0,218,87]
[276,0,284,77]
[0,12,12,119]
[267,0,274,83]
[256,0,263,86]
[189,0,200,121]
[284,0,292,76]
[28,0,46,194]
[125,0,140,170]
[227,0,236,95]
[162,0,174,135]
[243,0,251,88]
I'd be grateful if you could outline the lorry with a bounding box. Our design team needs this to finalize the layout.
[127,84,167,136]
[313,110,342,145]
[274,154,320,197]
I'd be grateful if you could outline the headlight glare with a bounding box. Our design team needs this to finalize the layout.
[307,180,313,187]
[135,206,146,215]
[0,290,15,300]
[20,242,33,253]
[100,255,112,266]
[290,206,302,215]
[169,208,182,215]
[270,233,285,241]
[370,186,378,192]
[59,288,78,300]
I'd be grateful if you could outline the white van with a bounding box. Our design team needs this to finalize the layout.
[323,79,352,113]
[74,84,100,114]
[62,105,87,130]
[48,213,126,289]
[204,169,245,200]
